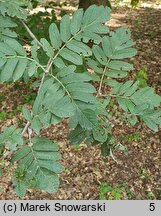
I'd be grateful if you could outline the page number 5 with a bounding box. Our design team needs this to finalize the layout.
[149,203,155,211]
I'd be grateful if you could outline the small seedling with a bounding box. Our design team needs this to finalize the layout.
[0,112,7,121]
[99,182,131,200]
[135,65,148,88]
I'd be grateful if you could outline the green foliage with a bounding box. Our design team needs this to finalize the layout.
[107,81,161,131]
[119,132,141,142]
[131,0,140,9]
[11,137,62,197]
[0,166,2,175]
[0,0,28,19]
[99,182,111,200]
[0,93,5,102]
[135,65,148,88]
[0,2,160,197]
[22,93,36,105]
[0,38,43,82]
[99,182,131,200]
[0,111,7,121]
[0,126,23,150]
[17,10,57,41]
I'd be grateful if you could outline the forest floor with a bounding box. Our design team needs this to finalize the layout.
[0,1,161,200]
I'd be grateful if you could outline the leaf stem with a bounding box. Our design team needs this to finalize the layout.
[97,58,111,97]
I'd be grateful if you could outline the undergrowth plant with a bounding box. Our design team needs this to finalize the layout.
[0,0,161,197]
[99,182,131,200]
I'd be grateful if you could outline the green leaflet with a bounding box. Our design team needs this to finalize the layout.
[31,117,41,134]
[141,109,161,132]
[0,41,16,55]
[22,107,31,121]
[68,125,87,144]
[87,59,104,74]
[117,97,129,112]
[67,40,92,57]
[102,36,113,58]
[27,61,37,77]
[0,0,28,19]
[108,61,133,71]
[0,59,6,68]
[66,82,96,93]
[53,57,66,68]
[105,70,127,78]
[70,106,97,130]
[32,137,59,152]
[40,38,54,58]
[0,15,17,41]
[39,161,63,174]
[0,58,18,82]
[0,39,39,82]
[119,80,133,94]
[11,146,30,163]
[36,168,59,193]
[38,111,61,128]
[70,9,83,35]
[78,30,102,44]
[142,118,158,132]
[33,78,54,115]
[11,137,63,196]
[0,126,23,151]
[102,27,136,59]
[131,87,161,108]
[59,48,83,65]
[48,96,75,118]
[5,38,26,56]
[111,48,137,60]
[110,81,161,130]
[0,28,17,41]
[0,14,17,28]
[13,58,28,81]
[92,45,107,66]
[49,23,62,49]
[13,179,28,197]
[82,5,110,26]
[60,15,71,42]
[93,125,108,143]
[30,40,39,62]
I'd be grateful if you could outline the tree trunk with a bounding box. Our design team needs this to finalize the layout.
[79,0,111,10]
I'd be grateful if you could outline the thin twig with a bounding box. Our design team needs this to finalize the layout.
[21,121,30,136]
[20,25,82,136]
[21,58,52,135]
[38,30,82,91]
[38,58,53,94]
[20,20,42,47]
